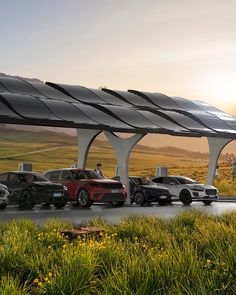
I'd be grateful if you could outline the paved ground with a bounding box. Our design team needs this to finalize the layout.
[1,201,236,224]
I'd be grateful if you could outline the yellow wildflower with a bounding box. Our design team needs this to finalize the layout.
[33,278,39,284]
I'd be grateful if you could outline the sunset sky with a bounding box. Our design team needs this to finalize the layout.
[1,0,236,152]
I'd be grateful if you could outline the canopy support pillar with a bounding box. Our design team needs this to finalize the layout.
[207,137,232,185]
[76,129,101,168]
[104,131,145,204]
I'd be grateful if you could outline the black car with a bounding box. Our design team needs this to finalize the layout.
[0,171,68,209]
[112,176,171,206]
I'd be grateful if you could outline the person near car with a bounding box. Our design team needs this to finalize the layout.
[232,162,236,181]
[95,163,104,179]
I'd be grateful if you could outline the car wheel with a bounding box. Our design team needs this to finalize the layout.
[110,201,125,207]
[134,192,146,206]
[77,189,93,208]
[19,190,35,209]
[0,204,7,209]
[202,200,212,205]
[180,190,192,205]
[54,202,67,208]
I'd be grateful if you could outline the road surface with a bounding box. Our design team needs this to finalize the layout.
[1,201,236,224]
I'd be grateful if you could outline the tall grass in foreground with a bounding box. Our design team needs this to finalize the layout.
[1,212,236,294]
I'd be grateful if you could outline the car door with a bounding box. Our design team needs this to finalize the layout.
[60,170,78,200]
[162,177,179,197]
[129,178,136,197]
[5,173,22,200]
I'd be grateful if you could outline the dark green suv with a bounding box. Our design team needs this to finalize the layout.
[0,171,68,209]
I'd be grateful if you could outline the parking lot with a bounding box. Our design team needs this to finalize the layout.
[1,201,236,224]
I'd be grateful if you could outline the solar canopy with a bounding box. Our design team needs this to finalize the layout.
[0,76,236,139]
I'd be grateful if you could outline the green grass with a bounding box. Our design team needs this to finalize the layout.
[1,212,236,294]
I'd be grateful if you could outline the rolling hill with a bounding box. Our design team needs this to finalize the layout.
[0,126,232,173]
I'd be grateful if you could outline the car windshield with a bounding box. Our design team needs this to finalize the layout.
[19,173,48,182]
[71,170,100,180]
[132,177,153,185]
[174,177,198,184]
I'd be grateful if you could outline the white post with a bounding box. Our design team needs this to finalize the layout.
[104,131,146,203]
[207,137,233,185]
[76,129,101,168]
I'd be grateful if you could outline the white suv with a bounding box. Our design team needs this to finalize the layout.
[151,176,218,205]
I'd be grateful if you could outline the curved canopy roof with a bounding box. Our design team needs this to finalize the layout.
[0,76,235,139]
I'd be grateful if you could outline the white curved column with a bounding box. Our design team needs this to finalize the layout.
[76,129,101,168]
[207,137,233,185]
[104,131,146,203]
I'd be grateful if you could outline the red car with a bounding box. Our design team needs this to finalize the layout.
[44,169,126,208]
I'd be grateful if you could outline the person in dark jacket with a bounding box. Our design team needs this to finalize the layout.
[94,163,104,179]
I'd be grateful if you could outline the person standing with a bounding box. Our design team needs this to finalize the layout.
[232,162,236,181]
[94,163,104,179]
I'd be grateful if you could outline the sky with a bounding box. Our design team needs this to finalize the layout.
[1,0,236,152]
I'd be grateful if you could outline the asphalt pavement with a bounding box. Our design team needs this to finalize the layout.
[1,201,236,224]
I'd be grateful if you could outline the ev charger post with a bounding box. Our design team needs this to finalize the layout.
[19,163,32,172]
[156,166,168,177]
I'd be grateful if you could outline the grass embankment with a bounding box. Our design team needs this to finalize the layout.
[1,211,236,294]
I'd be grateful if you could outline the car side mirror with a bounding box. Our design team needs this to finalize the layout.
[170,182,176,185]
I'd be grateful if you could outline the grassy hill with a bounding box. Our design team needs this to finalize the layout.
[0,126,235,195]
[0,126,209,173]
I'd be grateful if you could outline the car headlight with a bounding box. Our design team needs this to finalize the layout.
[63,186,68,191]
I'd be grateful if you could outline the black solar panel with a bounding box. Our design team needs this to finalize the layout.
[0,76,235,138]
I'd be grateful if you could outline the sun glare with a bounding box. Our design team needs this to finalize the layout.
[206,75,236,106]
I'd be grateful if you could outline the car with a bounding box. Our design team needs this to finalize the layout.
[44,168,127,208]
[112,176,171,206]
[0,171,68,209]
[151,176,218,205]
[0,183,9,209]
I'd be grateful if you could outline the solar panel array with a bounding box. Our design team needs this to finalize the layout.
[0,76,235,138]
